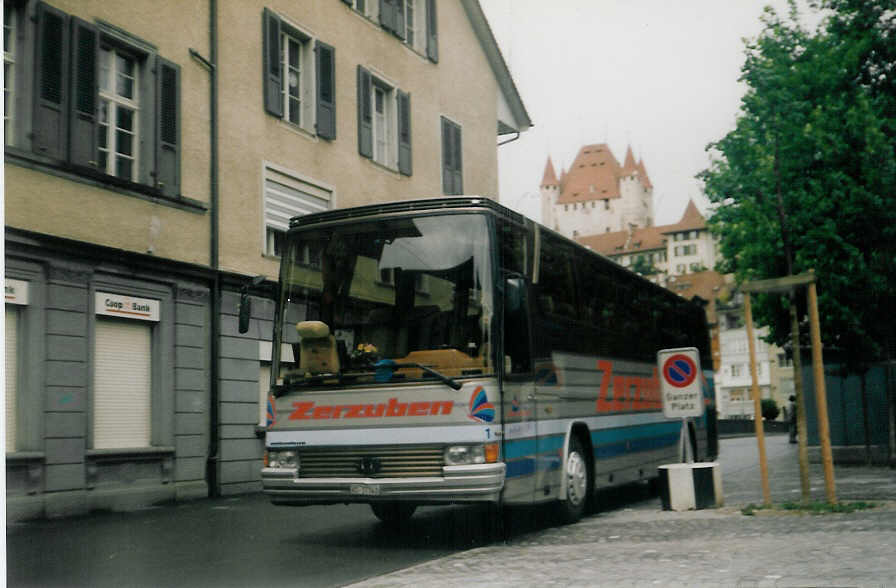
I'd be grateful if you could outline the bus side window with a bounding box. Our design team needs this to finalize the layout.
[503,277,532,374]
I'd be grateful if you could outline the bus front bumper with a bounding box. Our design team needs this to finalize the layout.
[262,462,506,506]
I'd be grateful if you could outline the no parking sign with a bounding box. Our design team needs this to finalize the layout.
[658,347,704,418]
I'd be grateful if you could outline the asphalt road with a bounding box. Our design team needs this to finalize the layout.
[13,434,876,588]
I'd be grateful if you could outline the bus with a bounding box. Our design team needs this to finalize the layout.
[258,197,716,525]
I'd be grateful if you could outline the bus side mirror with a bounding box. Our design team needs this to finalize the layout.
[238,288,251,334]
[238,275,267,334]
[505,277,526,313]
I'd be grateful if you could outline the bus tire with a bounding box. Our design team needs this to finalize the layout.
[557,435,591,524]
[370,502,416,525]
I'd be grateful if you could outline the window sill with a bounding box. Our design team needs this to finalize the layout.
[275,119,320,143]
[5,451,45,462]
[5,148,207,214]
[365,157,402,177]
[87,446,175,461]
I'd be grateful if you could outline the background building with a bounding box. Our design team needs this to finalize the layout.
[4,0,530,520]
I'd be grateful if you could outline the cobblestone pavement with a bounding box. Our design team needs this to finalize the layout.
[349,436,896,587]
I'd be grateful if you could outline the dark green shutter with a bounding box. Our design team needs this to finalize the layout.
[426,0,438,62]
[262,8,283,117]
[33,2,70,160]
[379,0,393,33]
[357,65,372,158]
[397,90,411,176]
[69,17,98,169]
[156,56,180,197]
[441,117,452,194]
[452,122,463,193]
[393,0,406,40]
[315,41,335,140]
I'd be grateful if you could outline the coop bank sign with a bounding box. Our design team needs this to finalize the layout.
[95,292,160,322]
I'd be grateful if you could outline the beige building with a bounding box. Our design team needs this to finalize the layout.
[4,0,530,520]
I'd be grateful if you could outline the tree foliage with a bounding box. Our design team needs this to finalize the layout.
[699,0,896,370]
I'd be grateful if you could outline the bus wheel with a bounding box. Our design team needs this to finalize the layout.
[370,502,416,525]
[557,436,590,524]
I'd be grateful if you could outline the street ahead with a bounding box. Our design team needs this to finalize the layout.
[8,435,895,588]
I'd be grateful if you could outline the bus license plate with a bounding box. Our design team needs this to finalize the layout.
[350,484,380,496]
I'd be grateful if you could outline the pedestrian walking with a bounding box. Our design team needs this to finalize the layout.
[788,395,797,443]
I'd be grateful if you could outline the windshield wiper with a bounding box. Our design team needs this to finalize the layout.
[374,359,462,390]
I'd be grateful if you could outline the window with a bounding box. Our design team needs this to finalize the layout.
[98,47,139,181]
[17,4,181,197]
[676,264,686,274]
[357,66,411,174]
[441,116,462,194]
[263,9,335,139]
[263,164,332,256]
[731,364,742,377]
[604,199,609,210]
[344,0,437,61]
[4,2,17,145]
[5,305,18,451]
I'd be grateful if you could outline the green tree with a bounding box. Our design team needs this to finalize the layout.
[699,0,896,371]
[761,398,781,421]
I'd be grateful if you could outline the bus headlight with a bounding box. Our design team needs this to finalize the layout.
[266,449,299,469]
[444,444,499,465]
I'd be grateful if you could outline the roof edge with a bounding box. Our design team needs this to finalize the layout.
[461,0,533,133]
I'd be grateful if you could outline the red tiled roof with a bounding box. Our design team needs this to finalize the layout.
[667,270,726,301]
[541,157,558,187]
[576,225,667,255]
[556,144,622,204]
[622,146,637,175]
[637,158,652,189]
[661,199,705,233]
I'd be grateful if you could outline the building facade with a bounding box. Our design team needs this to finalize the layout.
[4,0,530,520]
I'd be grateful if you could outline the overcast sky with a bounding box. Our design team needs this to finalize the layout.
[479,0,821,225]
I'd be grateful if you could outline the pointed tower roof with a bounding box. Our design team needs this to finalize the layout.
[541,157,559,187]
[661,199,706,233]
[622,145,637,175]
[636,158,653,189]
[556,143,622,204]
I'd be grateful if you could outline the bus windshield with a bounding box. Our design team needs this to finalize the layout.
[275,213,495,388]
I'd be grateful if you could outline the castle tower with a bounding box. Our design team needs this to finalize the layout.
[540,157,560,230]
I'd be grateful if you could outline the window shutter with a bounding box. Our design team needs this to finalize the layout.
[397,90,411,176]
[378,0,393,33]
[155,56,181,197]
[262,8,283,117]
[315,41,336,140]
[33,2,70,160]
[425,0,438,62]
[69,17,98,169]
[452,122,463,193]
[441,117,452,194]
[393,0,406,40]
[357,65,372,158]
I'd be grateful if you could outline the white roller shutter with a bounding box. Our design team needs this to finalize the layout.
[264,165,331,231]
[94,319,152,449]
[259,364,271,426]
[6,307,18,451]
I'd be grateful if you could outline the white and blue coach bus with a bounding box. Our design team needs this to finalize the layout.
[258,197,716,525]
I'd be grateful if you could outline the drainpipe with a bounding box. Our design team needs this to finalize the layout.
[192,0,221,498]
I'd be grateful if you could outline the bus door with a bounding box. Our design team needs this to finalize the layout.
[501,275,538,504]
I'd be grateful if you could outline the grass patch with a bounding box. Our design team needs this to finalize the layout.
[741,501,877,516]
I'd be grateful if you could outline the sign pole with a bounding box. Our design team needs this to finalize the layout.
[744,293,772,506]
[680,417,693,464]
